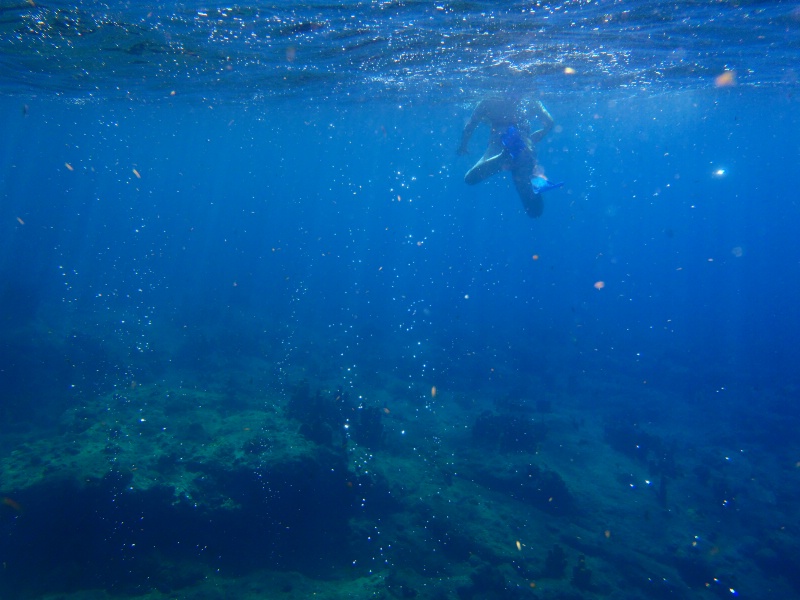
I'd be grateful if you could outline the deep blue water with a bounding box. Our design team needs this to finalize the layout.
[4,91,798,399]
[2,2,800,599]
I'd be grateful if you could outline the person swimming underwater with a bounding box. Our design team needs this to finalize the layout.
[458,94,555,218]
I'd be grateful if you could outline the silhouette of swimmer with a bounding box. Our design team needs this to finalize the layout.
[458,95,555,218]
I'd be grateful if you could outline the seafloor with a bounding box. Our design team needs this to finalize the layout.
[1,327,799,600]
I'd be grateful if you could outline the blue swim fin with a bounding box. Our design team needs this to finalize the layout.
[531,175,564,194]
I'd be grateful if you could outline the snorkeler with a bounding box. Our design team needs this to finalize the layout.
[458,95,556,218]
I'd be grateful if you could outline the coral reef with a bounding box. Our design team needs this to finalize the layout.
[0,367,797,600]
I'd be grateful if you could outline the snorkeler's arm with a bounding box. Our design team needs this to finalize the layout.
[529,100,554,143]
[457,101,487,155]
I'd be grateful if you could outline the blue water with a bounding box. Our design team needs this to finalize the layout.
[2,2,800,599]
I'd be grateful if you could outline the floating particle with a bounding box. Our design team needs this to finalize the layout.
[170,90,176,96]
[731,246,743,257]
[16,217,24,225]
[515,540,522,551]
[532,254,539,261]
[2,497,21,512]
[564,67,576,75]
[64,162,74,171]
[431,386,437,398]
[383,407,390,414]
[594,281,605,290]
[715,70,736,87]
[132,168,141,179]
[604,530,611,539]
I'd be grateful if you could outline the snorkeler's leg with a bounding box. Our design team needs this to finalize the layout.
[464,152,506,185]
[513,165,543,218]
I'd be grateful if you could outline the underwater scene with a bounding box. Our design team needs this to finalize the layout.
[2,1,800,599]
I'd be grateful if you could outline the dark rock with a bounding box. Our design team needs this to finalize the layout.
[542,544,568,579]
[472,411,547,453]
[571,554,592,590]
[352,405,384,448]
[605,421,662,463]
[471,461,574,516]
